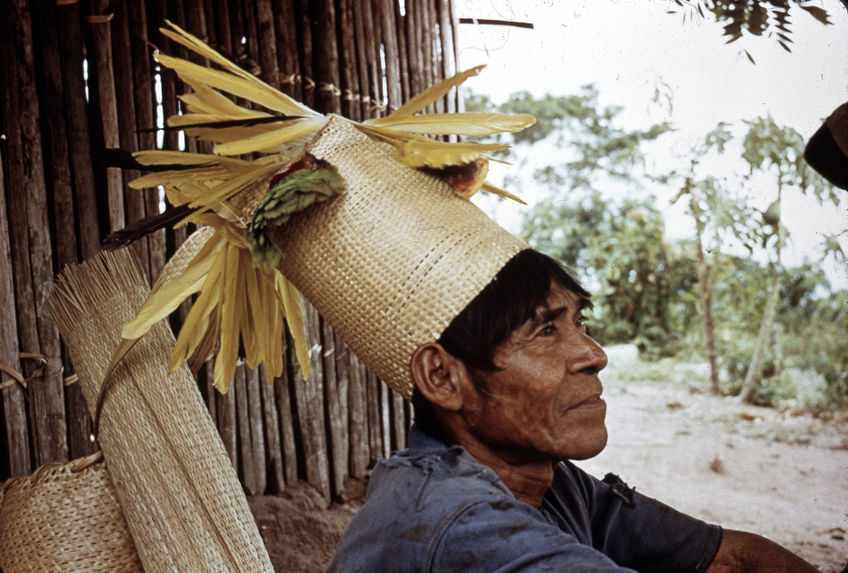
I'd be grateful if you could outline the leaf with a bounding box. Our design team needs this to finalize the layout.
[156,53,315,118]
[122,233,224,339]
[276,273,310,379]
[394,139,510,168]
[214,243,243,392]
[480,181,526,204]
[798,4,831,26]
[389,65,486,118]
[213,116,327,155]
[363,112,535,136]
[160,21,317,117]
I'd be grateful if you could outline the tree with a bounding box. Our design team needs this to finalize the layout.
[465,87,673,192]
[522,193,689,357]
[670,124,758,394]
[737,115,836,402]
[663,0,835,61]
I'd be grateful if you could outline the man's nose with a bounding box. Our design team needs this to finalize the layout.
[567,334,608,374]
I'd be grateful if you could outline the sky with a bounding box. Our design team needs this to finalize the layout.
[452,0,848,289]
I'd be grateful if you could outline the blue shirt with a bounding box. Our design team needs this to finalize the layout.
[326,425,722,572]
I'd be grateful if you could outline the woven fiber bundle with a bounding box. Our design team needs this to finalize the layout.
[47,249,272,572]
[0,451,142,572]
[271,117,527,399]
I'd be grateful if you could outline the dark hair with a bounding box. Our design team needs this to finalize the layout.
[438,249,590,373]
[412,249,590,436]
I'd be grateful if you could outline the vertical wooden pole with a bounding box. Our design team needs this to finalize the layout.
[274,0,303,101]
[87,0,126,234]
[338,0,361,121]
[379,0,403,109]
[308,0,341,114]
[2,0,67,468]
[274,359,299,486]
[260,365,285,493]
[291,302,330,502]
[0,152,31,478]
[30,2,93,462]
[295,0,315,109]
[348,353,369,478]
[321,319,346,497]
[111,0,150,273]
[128,0,166,283]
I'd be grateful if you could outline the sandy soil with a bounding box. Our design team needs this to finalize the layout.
[249,360,848,572]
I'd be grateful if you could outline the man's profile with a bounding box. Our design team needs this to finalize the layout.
[327,249,817,572]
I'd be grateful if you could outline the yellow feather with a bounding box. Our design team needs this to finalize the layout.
[155,52,316,119]
[263,276,284,380]
[212,116,327,156]
[161,21,317,117]
[241,250,265,368]
[395,139,510,168]
[168,258,224,372]
[276,273,310,379]
[214,243,243,392]
[178,80,270,118]
[132,150,249,166]
[122,234,224,339]
[481,181,527,204]
[364,113,536,136]
[389,65,485,118]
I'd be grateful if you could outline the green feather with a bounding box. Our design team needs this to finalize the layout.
[248,166,345,271]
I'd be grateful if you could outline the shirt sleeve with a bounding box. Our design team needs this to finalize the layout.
[428,496,638,572]
[543,462,722,573]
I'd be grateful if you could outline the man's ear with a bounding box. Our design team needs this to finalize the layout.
[410,343,467,412]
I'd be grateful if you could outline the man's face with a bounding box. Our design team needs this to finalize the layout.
[461,283,608,462]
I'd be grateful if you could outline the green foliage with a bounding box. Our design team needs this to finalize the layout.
[465,87,673,191]
[663,1,833,59]
[522,192,690,358]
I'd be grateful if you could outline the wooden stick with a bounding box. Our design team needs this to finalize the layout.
[0,148,31,478]
[3,0,68,468]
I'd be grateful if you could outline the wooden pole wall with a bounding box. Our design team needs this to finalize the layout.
[0,0,460,504]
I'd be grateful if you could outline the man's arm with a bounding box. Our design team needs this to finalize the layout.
[706,529,818,572]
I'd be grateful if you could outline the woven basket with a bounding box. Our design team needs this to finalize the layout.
[271,116,527,399]
[0,450,142,572]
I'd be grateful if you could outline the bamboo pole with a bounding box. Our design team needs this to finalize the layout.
[291,302,331,502]
[0,151,31,478]
[88,0,126,234]
[273,359,299,486]
[352,0,374,120]
[56,2,100,260]
[322,319,346,497]
[111,0,150,273]
[128,0,166,283]
[296,0,315,109]
[255,0,280,88]
[274,0,303,101]
[30,2,93,462]
[259,365,285,492]
[379,0,403,109]
[347,351,369,478]
[338,0,361,121]
[2,0,67,468]
[309,0,342,114]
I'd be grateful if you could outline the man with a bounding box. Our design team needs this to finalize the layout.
[327,249,817,572]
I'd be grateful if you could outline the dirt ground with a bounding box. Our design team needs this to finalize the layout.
[249,360,848,572]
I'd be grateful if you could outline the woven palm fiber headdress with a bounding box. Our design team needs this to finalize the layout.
[115,22,533,400]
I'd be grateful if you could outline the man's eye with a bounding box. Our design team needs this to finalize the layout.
[539,324,556,336]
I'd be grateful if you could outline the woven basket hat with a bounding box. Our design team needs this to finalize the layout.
[272,116,526,400]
